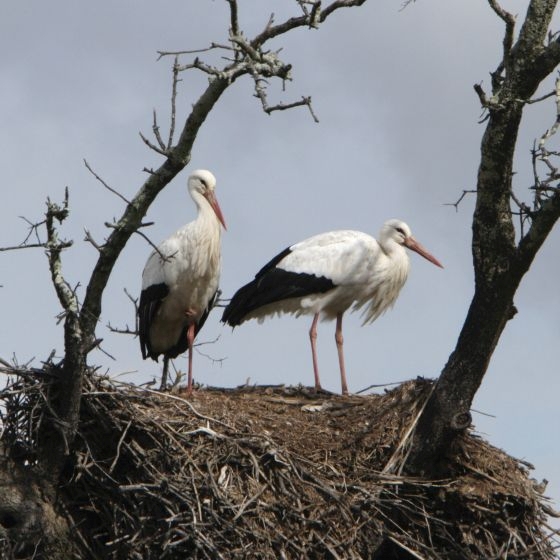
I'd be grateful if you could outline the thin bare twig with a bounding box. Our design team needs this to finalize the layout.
[84,160,131,205]
[45,188,78,315]
[139,131,169,157]
[444,189,477,211]
[251,69,319,122]
[152,110,167,152]
[20,215,46,245]
[130,225,175,263]
[488,0,515,72]
[526,77,560,219]
[168,57,180,150]
[522,90,556,105]
[107,289,138,335]
[0,215,50,251]
[107,323,137,336]
[84,229,103,252]
[156,43,233,61]
[226,0,240,37]
[0,242,47,252]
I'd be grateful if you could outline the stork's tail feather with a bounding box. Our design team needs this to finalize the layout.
[222,269,335,326]
[221,280,260,326]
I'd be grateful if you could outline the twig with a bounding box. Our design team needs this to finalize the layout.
[168,57,180,150]
[388,536,427,560]
[139,131,169,156]
[382,382,436,476]
[473,83,503,110]
[84,159,131,205]
[0,215,50,252]
[131,226,175,263]
[84,229,103,251]
[107,323,137,336]
[522,90,556,105]
[488,0,516,71]
[109,420,132,473]
[226,0,240,37]
[156,43,233,61]
[45,188,78,315]
[444,189,477,211]
[107,287,139,336]
[0,242,47,252]
[251,69,319,122]
[140,387,234,429]
[152,110,167,152]
[537,78,560,156]
[21,215,46,244]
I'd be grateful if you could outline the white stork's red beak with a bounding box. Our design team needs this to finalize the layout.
[404,236,443,268]
[205,191,227,230]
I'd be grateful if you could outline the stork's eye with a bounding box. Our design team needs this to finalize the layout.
[395,227,405,235]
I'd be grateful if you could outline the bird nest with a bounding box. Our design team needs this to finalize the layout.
[0,368,558,559]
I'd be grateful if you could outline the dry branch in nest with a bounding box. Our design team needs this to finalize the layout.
[0,368,558,559]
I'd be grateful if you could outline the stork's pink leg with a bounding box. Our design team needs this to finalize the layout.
[335,312,349,395]
[186,322,196,395]
[160,356,170,391]
[309,312,322,391]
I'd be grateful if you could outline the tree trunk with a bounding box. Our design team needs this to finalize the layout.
[406,0,560,475]
[0,453,76,559]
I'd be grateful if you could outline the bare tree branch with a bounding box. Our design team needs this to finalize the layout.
[444,189,477,212]
[251,69,319,121]
[0,242,46,252]
[537,77,560,156]
[128,222,175,263]
[151,109,167,152]
[226,0,240,37]
[522,89,556,105]
[139,131,169,156]
[168,57,180,150]
[251,0,367,48]
[20,216,46,245]
[156,43,234,60]
[84,229,103,252]
[488,0,516,74]
[297,1,323,29]
[107,323,137,336]
[84,160,131,205]
[45,189,78,316]
[107,288,139,336]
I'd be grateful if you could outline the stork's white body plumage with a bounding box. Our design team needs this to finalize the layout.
[240,230,410,324]
[222,220,442,395]
[139,170,226,392]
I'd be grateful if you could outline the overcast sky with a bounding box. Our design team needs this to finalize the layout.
[2,0,559,527]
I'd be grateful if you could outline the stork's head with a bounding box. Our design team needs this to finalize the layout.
[188,169,227,230]
[380,219,443,268]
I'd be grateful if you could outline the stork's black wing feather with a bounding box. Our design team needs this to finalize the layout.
[162,289,221,359]
[222,245,334,326]
[138,283,169,361]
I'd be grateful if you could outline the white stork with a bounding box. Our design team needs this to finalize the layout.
[222,219,442,395]
[138,169,226,392]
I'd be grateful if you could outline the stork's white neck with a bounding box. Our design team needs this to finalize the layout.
[379,236,404,260]
[190,189,215,222]
[188,190,222,247]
